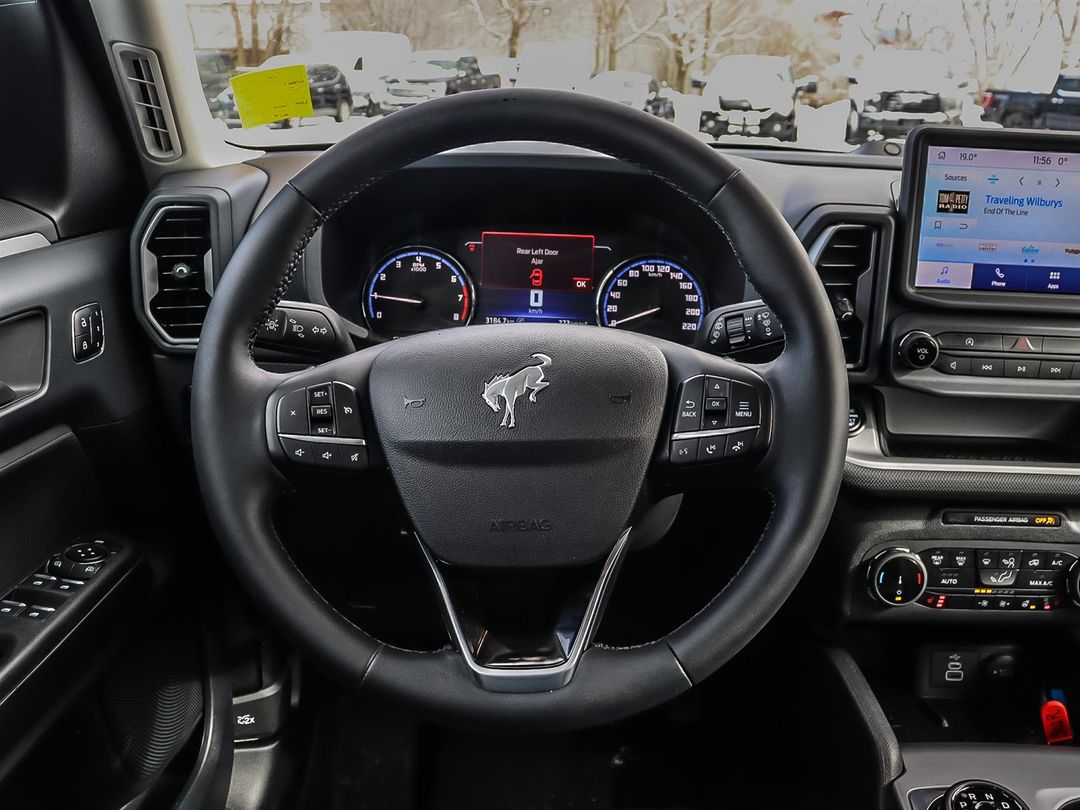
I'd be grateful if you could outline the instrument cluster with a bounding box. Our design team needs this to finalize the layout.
[363,233,707,345]
[312,160,747,346]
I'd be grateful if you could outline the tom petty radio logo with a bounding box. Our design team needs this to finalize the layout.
[936,189,971,214]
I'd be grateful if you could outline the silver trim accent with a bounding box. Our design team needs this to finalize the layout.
[807,222,871,266]
[0,232,50,259]
[846,411,1080,478]
[417,527,633,693]
[139,204,213,346]
[278,434,366,446]
[671,425,757,441]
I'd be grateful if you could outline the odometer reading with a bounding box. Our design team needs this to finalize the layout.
[597,257,706,344]
[364,247,474,338]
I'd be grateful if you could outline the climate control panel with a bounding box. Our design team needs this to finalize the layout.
[866,545,1077,612]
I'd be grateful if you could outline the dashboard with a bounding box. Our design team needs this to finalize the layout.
[135,129,1080,634]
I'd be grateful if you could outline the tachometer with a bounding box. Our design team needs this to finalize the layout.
[363,247,474,337]
[596,257,706,344]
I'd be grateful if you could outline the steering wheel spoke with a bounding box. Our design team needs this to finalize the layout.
[417,527,632,693]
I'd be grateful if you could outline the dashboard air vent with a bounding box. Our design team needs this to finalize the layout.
[809,223,877,369]
[142,205,213,343]
[112,44,181,161]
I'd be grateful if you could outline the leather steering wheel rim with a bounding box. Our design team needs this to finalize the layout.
[191,89,847,731]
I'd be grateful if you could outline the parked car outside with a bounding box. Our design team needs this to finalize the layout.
[581,70,675,121]
[981,70,1080,130]
[212,61,353,127]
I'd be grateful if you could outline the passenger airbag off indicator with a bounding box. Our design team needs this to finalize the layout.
[942,511,1062,528]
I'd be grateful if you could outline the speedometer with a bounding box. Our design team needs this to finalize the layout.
[363,247,474,338]
[596,257,706,344]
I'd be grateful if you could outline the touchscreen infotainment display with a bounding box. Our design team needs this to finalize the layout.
[913,145,1080,295]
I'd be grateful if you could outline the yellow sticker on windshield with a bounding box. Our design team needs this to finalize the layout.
[229,65,313,129]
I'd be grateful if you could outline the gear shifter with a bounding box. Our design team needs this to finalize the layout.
[941,780,1028,810]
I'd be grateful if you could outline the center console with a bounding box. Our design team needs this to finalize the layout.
[893,127,1080,400]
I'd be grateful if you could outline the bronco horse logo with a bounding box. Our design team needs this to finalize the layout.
[482,353,552,428]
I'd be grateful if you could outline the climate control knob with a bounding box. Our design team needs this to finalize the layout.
[1067,559,1080,607]
[868,548,927,606]
[897,330,939,369]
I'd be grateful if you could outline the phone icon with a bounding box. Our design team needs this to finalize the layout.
[995,267,1005,279]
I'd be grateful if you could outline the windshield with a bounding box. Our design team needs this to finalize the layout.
[185,0,1080,152]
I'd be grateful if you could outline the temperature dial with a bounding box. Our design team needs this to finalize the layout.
[868,548,927,606]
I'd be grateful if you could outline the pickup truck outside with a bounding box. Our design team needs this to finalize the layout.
[981,71,1080,130]
[845,50,964,143]
[698,55,815,142]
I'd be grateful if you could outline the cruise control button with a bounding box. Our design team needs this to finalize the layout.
[934,355,971,375]
[728,382,760,426]
[277,389,309,435]
[979,568,1018,587]
[674,378,704,433]
[308,384,332,404]
[697,437,723,462]
[332,382,364,439]
[311,423,336,437]
[670,438,697,465]
[334,444,367,470]
[280,436,314,466]
[310,404,333,421]
[725,430,756,457]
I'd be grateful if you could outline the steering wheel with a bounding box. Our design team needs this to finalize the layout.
[191,89,847,731]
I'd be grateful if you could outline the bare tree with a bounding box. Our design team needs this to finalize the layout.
[959,0,1054,90]
[226,0,303,66]
[628,0,759,91]
[466,0,542,58]
[1050,0,1080,66]
[333,0,434,46]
